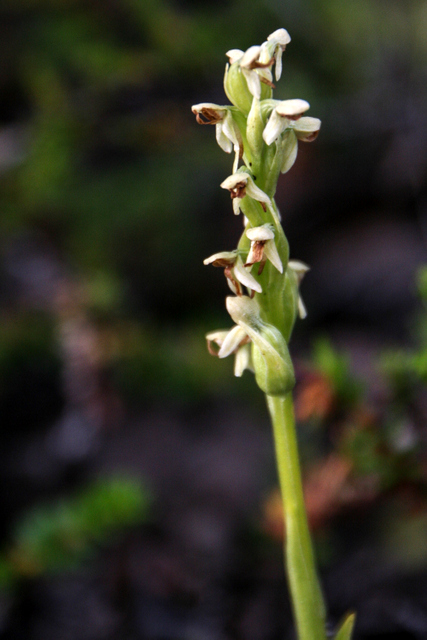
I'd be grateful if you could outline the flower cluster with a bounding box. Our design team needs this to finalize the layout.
[192,29,320,390]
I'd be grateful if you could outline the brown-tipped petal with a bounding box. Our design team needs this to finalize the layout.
[245,242,266,267]
[293,116,321,142]
[276,99,310,120]
[203,251,237,266]
[206,329,230,355]
[191,103,227,124]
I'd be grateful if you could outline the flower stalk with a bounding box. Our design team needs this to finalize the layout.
[193,29,354,640]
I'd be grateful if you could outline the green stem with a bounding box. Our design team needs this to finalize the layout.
[267,393,327,640]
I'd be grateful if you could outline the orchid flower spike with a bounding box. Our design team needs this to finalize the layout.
[245,224,283,274]
[203,251,262,295]
[206,326,253,377]
[191,103,243,172]
[288,260,310,319]
[220,171,271,215]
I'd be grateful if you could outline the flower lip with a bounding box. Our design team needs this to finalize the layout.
[276,99,310,120]
[203,250,237,267]
[293,116,321,142]
[191,103,227,125]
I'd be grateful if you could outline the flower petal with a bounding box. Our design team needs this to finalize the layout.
[218,325,247,358]
[288,260,310,283]
[234,343,253,376]
[263,109,286,145]
[267,28,291,47]
[280,131,298,173]
[245,177,271,204]
[203,250,237,266]
[292,116,321,142]
[264,240,283,273]
[276,99,310,119]
[242,68,261,99]
[216,122,233,153]
[234,256,262,293]
[246,225,275,242]
[240,46,262,68]
[226,49,244,64]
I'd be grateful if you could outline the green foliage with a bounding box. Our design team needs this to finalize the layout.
[312,337,362,408]
[0,477,149,588]
[334,613,356,640]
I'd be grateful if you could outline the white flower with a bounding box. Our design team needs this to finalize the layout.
[225,46,274,100]
[288,260,310,319]
[220,171,271,215]
[263,99,310,145]
[245,224,283,274]
[261,28,291,81]
[191,103,243,172]
[203,251,262,295]
[206,326,253,377]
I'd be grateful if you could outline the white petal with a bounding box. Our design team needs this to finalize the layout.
[218,325,247,358]
[275,48,283,81]
[205,329,230,347]
[298,295,308,319]
[257,66,273,84]
[222,112,240,148]
[240,46,261,68]
[264,240,283,273]
[233,198,241,215]
[293,116,321,141]
[203,250,237,265]
[234,257,262,293]
[191,103,227,116]
[220,172,248,190]
[280,131,298,173]
[267,29,291,47]
[216,122,233,153]
[234,343,253,376]
[227,278,238,295]
[246,224,274,241]
[245,245,258,265]
[242,68,261,99]
[288,259,310,272]
[263,109,286,145]
[276,99,310,118]
[258,42,272,66]
[226,49,244,64]
[245,177,271,204]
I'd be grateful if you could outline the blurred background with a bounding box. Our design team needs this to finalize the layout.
[1,0,427,638]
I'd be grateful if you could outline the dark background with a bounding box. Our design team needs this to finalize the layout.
[1,0,427,638]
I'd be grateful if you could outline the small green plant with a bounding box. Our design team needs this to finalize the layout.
[192,30,354,640]
[0,476,148,589]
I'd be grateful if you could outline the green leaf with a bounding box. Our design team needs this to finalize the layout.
[334,612,356,640]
